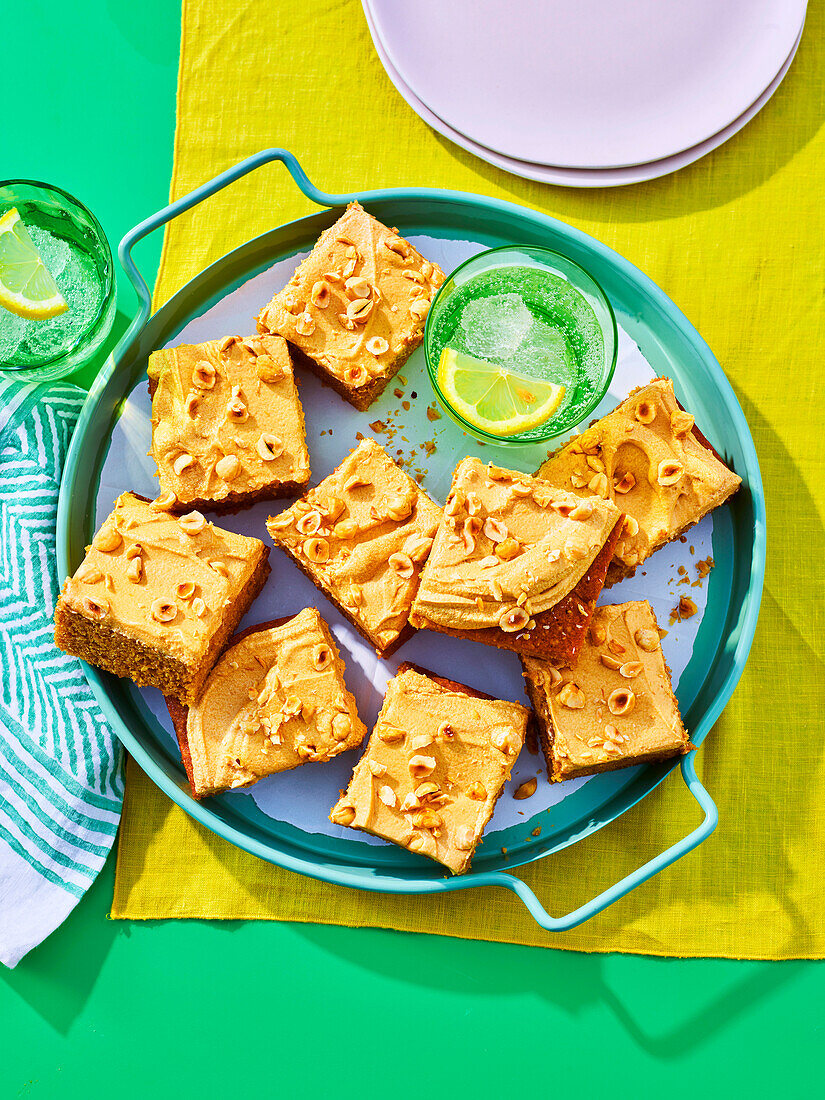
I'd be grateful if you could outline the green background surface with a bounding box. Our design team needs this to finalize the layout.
[2,2,822,1096]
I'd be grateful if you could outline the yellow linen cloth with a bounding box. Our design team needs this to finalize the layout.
[112,0,825,957]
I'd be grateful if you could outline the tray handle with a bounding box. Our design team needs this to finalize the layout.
[482,753,717,932]
[117,147,357,339]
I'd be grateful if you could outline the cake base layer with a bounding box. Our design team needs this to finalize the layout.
[55,549,270,705]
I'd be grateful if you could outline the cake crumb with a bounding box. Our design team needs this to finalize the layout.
[369,420,385,434]
[531,826,542,837]
[426,404,441,422]
[696,555,714,578]
[669,595,698,624]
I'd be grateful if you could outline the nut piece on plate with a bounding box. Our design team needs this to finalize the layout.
[330,664,529,874]
[255,202,444,411]
[266,437,441,658]
[521,600,692,782]
[165,608,367,800]
[536,378,741,585]
[409,456,624,665]
[53,491,270,705]
[147,333,310,512]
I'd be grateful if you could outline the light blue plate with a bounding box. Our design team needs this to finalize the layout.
[56,150,765,931]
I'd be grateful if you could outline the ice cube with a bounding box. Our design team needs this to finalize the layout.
[459,293,533,360]
[28,226,71,279]
[509,318,574,384]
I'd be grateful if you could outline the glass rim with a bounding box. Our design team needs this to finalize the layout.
[424,243,619,445]
[0,178,116,369]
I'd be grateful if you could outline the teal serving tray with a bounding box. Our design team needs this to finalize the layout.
[56,150,765,931]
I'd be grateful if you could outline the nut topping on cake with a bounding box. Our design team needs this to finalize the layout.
[389,552,414,578]
[671,409,694,436]
[192,361,217,389]
[312,643,331,671]
[635,628,659,651]
[378,785,397,808]
[150,491,177,511]
[77,566,103,585]
[215,455,240,481]
[619,661,643,678]
[94,526,122,553]
[608,688,635,716]
[499,606,529,632]
[559,682,585,709]
[483,518,508,542]
[296,510,323,536]
[657,460,684,487]
[151,598,177,623]
[82,596,109,620]
[178,512,206,535]
[304,537,329,563]
[409,755,436,779]
[495,536,521,561]
[257,432,284,461]
[614,472,636,494]
[366,336,388,355]
[173,453,195,477]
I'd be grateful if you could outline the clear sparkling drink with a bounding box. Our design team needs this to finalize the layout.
[0,181,114,380]
[430,265,605,433]
[425,246,617,445]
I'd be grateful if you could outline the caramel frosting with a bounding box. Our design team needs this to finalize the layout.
[267,438,442,652]
[330,667,529,874]
[59,492,266,664]
[537,378,741,577]
[522,600,689,781]
[147,334,310,508]
[256,202,444,394]
[185,608,367,797]
[410,457,621,634]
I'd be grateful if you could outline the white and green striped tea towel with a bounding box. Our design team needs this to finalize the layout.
[0,377,122,968]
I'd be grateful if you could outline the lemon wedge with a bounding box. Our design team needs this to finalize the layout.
[437,346,565,436]
[0,207,68,319]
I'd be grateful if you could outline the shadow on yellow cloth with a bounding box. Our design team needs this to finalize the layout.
[113,0,825,957]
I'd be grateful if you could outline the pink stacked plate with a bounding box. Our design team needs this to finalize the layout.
[363,0,806,186]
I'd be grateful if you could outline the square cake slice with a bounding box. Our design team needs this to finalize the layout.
[521,600,692,782]
[147,333,310,512]
[54,492,270,704]
[165,608,367,799]
[267,438,442,657]
[330,663,529,874]
[256,202,444,410]
[409,457,624,664]
[537,378,741,585]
